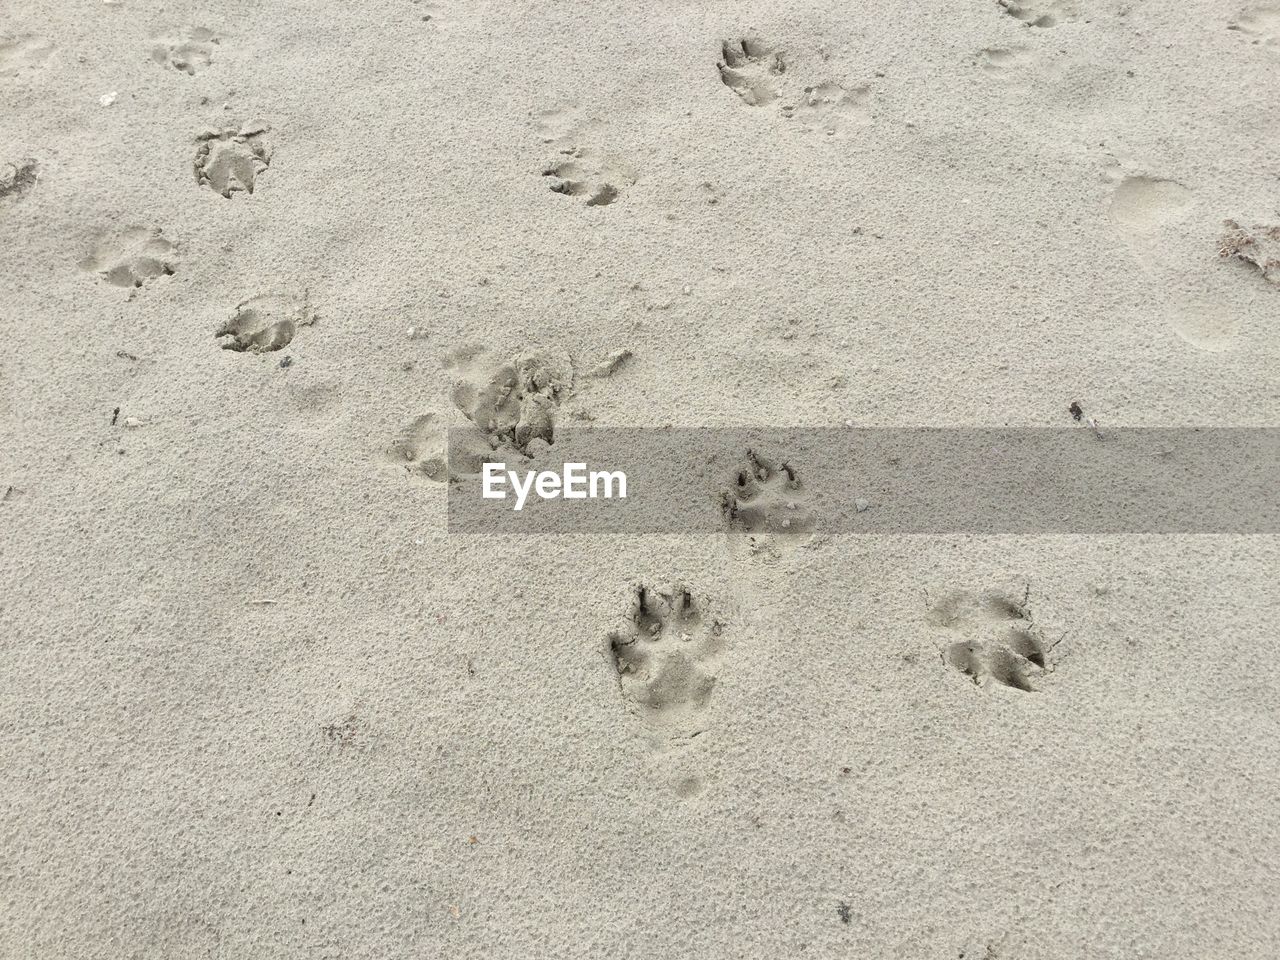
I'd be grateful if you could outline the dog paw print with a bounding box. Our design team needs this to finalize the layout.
[0,158,38,200]
[696,181,724,205]
[194,121,272,197]
[1231,7,1280,48]
[997,0,1078,28]
[929,587,1059,692]
[976,46,1039,86]
[0,36,54,77]
[78,226,177,289]
[532,102,594,145]
[533,104,635,206]
[542,146,636,207]
[717,37,870,135]
[449,347,573,455]
[607,584,725,745]
[411,0,444,24]
[785,81,871,135]
[151,27,219,75]
[216,291,315,353]
[381,413,451,482]
[718,38,785,106]
[722,449,815,538]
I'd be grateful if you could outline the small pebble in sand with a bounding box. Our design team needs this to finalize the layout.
[854,498,870,513]
[99,91,117,107]
[122,416,142,428]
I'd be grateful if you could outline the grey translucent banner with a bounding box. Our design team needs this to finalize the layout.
[444,428,1280,534]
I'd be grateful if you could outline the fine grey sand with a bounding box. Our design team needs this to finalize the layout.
[3,1,1279,957]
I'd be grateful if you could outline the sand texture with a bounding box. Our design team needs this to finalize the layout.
[2,0,1280,957]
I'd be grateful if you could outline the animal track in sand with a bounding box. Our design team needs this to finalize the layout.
[0,36,54,77]
[607,584,725,745]
[534,105,634,206]
[1219,220,1280,287]
[718,37,870,135]
[721,450,815,561]
[381,347,572,485]
[978,46,1035,77]
[718,38,786,106]
[786,82,871,134]
[194,121,272,198]
[151,27,219,75]
[543,146,636,207]
[78,226,177,288]
[532,102,600,144]
[448,347,573,456]
[1232,6,1280,47]
[997,0,1078,28]
[382,414,451,482]
[0,158,38,200]
[410,0,444,24]
[215,292,315,353]
[697,181,723,205]
[929,587,1058,692]
[722,450,814,537]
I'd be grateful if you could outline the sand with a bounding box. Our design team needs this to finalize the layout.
[2,0,1279,956]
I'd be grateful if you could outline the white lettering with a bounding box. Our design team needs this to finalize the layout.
[482,463,627,511]
[482,462,507,499]
[590,469,627,499]
[535,470,561,499]
[562,462,587,499]
[510,469,537,512]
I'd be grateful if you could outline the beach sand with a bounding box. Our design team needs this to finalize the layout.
[2,0,1279,956]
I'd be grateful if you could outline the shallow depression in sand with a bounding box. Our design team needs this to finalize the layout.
[1171,305,1240,352]
[1109,176,1193,233]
